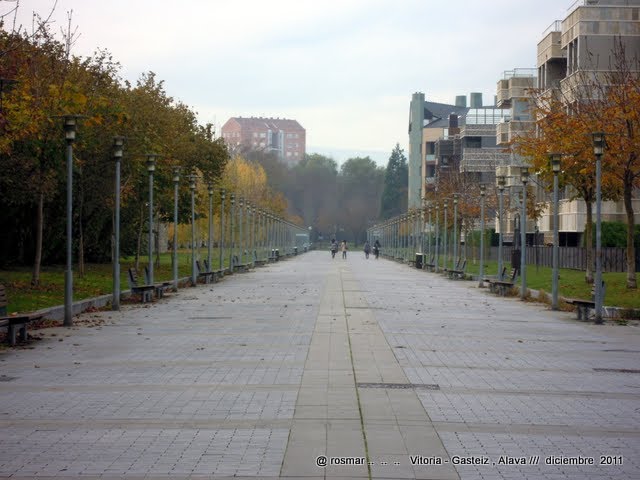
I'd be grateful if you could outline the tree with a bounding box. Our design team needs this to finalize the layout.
[380,144,407,219]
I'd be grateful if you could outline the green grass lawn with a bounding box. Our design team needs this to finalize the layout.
[0,249,234,313]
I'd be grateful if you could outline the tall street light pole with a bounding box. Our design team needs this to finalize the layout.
[207,183,214,273]
[219,189,225,271]
[550,154,561,310]
[146,154,157,285]
[443,200,448,271]
[61,116,80,327]
[453,194,458,270]
[479,184,486,287]
[592,132,605,324]
[188,174,197,286]
[172,167,181,291]
[112,136,125,311]
[229,194,235,270]
[520,167,529,300]
[497,175,506,279]
[435,204,440,272]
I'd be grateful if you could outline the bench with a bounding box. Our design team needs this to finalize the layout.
[143,267,173,297]
[482,266,507,287]
[565,281,606,321]
[196,260,216,284]
[231,255,251,273]
[443,258,462,275]
[448,259,467,280]
[127,268,155,303]
[487,267,519,296]
[203,260,225,282]
[424,254,436,272]
[0,284,43,346]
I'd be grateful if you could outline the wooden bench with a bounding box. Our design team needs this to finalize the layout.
[443,258,462,275]
[196,261,216,284]
[487,267,519,296]
[448,259,467,280]
[127,268,155,303]
[143,267,172,297]
[565,281,606,321]
[0,284,43,346]
[232,255,251,273]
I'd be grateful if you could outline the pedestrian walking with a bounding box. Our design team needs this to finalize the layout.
[363,240,371,259]
[373,239,380,259]
[330,239,338,259]
[341,240,348,259]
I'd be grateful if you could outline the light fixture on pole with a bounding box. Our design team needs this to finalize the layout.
[550,153,562,309]
[145,154,158,285]
[59,115,83,327]
[172,167,181,291]
[592,132,605,324]
[229,194,235,270]
[520,167,530,300]
[207,183,214,273]
[112,136,125,311]
[453,194,459,270]
[479,184,486,287]
[497,175,506,279]
[188,174,197,286]
[443,199,448,271]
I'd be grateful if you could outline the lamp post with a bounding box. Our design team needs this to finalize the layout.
[188,174,197,286]
[61,116,81,327]
[146,154,158,285]
[443,199,448,271]
[453,194,459,270]
[435,204,440,272]
[520,167,529,300]
[112,136,125,310]
[207,183,214,273]
[238,197,244,265]
[427,204,432,262]
[592,132,605,324]
[229,194,235,270]
[219,189,225,272]
[497,175,506,279]
[479,184,486,287]
[172,167,181,290]
[550,154,561,309]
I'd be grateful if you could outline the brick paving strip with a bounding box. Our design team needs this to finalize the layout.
[0,251,639,479]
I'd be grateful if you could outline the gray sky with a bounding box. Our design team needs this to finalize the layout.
[6,0,572,165]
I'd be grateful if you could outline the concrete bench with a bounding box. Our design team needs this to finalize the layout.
[0,284,43,346]
[487,267,518,296]
[565,281,605,321]
[127,268,155,303]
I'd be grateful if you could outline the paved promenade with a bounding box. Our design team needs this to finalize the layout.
[1,251,639,479]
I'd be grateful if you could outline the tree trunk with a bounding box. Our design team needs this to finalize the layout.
[584,200,594,284]
[623,174,637,289]
[78,189,85,278]
[31,191,44,287]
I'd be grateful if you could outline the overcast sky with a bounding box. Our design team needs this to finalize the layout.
[6,0,572,164]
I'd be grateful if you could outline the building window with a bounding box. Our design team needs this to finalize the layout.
[260,132,266,138]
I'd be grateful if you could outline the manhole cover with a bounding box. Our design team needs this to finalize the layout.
[357,382,440,390]
[593,368,640,374]
[0,376,17,382]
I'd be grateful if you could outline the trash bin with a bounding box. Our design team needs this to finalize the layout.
[415,253,424,269]
[511,249,521,271]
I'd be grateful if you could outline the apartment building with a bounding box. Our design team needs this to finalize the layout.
[534,0,640,245]
[221,117,306,165]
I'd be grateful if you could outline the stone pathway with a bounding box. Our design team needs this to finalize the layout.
[0,251,638,479]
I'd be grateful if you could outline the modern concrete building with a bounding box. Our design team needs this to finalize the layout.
[221,117,306,165]
[533,0,640,245]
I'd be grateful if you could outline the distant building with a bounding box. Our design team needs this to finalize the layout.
[221,117,306,165]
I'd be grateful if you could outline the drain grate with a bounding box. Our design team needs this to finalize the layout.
[0,376,17,382]
[593,368,640,374]
[357,382,439,390]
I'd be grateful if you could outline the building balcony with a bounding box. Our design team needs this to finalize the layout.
[496,119,534,145]
[460,148,511,173]
[537,29,565,66]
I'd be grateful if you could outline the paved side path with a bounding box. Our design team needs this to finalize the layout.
[0,251,638,479]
